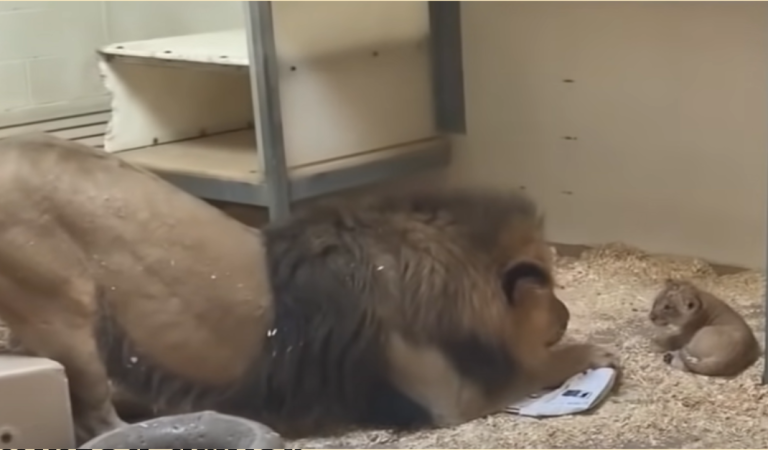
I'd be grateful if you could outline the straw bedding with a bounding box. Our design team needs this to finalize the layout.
[289,243,768,449]
[1,243,766,448]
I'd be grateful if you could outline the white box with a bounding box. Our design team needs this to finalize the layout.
[0,355,75,448]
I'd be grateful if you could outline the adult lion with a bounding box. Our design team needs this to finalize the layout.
[0,133,618,443]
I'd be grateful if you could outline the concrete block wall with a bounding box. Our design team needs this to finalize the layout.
[0,1,243,127]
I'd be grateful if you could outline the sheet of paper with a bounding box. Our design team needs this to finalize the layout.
[504,368,617,417]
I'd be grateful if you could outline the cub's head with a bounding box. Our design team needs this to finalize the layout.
[501,259,569,347]
[649,279,703,327]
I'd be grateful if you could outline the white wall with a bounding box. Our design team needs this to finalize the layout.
[0,1,243,127]
[449,2,768,269]
[2,1,764,270]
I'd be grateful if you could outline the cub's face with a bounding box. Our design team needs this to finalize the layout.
[502,260,570,347]
[649,279,702,327]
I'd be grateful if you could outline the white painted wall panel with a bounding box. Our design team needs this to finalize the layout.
[28,54,107,105]
[450,1,768,269]
[104,1,244,43]
[0,62,29,110]
[0,1,242,126]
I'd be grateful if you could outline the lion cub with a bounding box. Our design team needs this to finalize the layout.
[648,279,760,378]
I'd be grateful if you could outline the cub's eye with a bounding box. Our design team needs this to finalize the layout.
[663,304,672,310]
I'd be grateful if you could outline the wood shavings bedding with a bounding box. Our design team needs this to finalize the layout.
[2,243,765,448]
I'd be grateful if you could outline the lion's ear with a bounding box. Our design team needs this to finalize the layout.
[683,291,703,312]
[501,260,551,305]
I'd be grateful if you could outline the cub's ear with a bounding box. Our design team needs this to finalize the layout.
[683,292,702,312]
[501,260,552,305]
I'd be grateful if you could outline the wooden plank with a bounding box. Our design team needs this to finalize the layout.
[99,30,249,68]
[51,123,107,141]
[0,112,110,139]
[73,135,105,148]
[118,130,259,183]
[117,129,447,185]
[98,3,429,68]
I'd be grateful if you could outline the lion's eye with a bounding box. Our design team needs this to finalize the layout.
[663,304,672,310]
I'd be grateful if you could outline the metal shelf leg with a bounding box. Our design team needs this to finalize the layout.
[244,1,292,222]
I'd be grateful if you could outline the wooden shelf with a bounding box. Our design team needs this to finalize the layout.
[117,130,451,205]
[119,130,256,182]
[99,30,249,71]
[98,3,430,72]
[95,2,455,219]
[0,111,109,147]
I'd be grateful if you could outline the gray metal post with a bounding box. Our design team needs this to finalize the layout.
[428,1,466,135]
[244,1,292,222]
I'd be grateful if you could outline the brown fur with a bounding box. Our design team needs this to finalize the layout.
[0,133,619,444]
[649,279,760,378]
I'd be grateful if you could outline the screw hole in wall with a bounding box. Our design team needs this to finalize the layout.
[290,66,297,72]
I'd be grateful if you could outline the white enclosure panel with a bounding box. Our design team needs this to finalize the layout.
[278,43,435,168]
[451,1,768,269]
[0,1,241,127]
[99,59,253,153]
[104,1,244,43]
[0,2,106,61]
[118,130,445,185]
[100,1,429,66]
[101,30,250,67]
[100,38,436,169]
[270,1,429,62]
[0,2,39,13]
[0,1,109,124]
[28,53,107,105]
[0,62,29,111]
[0,112,108,143]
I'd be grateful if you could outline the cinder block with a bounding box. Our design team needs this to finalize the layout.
[0,61,29,110]
[28,53,106,105]
[0,355,74,448]
[0,10,55,61]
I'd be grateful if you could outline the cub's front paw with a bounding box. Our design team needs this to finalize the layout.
[650,336,671,353]
[586,345,620,370]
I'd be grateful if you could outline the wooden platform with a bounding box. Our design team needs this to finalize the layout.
[99,30,249,71]
[89,3,446,209]
[0,111,108,148]
[98,3,429,70]
[117,130,448,194]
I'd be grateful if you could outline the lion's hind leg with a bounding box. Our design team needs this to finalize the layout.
[0,278,125,444]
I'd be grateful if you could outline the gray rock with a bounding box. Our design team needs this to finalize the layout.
[82,411,284,448]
